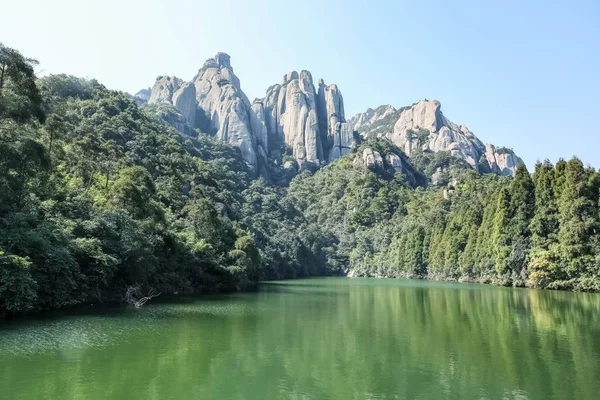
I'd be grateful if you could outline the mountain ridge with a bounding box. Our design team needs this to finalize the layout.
[135,52,522,178]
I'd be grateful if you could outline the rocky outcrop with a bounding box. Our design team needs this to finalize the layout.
[260,73,357,166]
[148,76,196,127]
[190,53,263,170]
[134,88,152,104]
[172,82,196,125]
[148,103,196,138]
[386,153,403,172]
[149,76,182,104]
[316,79,355,162]
[354,147,384,169]
[390,100,485,167]
[145,54,266,171]
[349,105,399,139]
[140,52,359,175]
[484,144,522,176]
[261,71,322,165]
[351,100,522,176]
[352,146,417,185]
[139,52,521,179]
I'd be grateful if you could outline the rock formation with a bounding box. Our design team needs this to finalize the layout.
[171,82,196,125]
[258,73,357,167]
[139,52,521,178]
[190,53,262,170]
[149,103,196,138]
[352,146,416,185]
[261,71,322,165]
[316,79,355,161]
[351,100,522,176]
[134,88,152,104]
[355,147,384,169]
[349,105,398,139]
[484,144,522,176]
[148,76,197,127]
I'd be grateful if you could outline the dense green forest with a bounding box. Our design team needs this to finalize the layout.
[1,44,600,316]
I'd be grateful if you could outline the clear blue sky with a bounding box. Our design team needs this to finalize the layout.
[2,0,599,169]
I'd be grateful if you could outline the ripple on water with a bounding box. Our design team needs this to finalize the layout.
[0,299,260,357]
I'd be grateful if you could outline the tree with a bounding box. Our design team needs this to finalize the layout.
[530,160,559,249]
[0,251,37,314]
[0,43,44,123]
[558,158,598,277]
[492,188,511,275]
[509,163,535,238]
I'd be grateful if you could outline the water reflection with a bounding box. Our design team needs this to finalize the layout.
[1,278,599,400]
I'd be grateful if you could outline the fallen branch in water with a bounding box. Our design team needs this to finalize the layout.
[124,286,161,308]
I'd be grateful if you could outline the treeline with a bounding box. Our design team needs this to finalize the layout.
[289,142,600,291]
[0,44,336,316]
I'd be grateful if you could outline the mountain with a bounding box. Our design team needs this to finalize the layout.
[349,100,522,176]
[141,53,356,179]
[138,52,520,179]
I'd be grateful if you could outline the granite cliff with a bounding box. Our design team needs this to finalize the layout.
[350,100,522,176]
[138,52,521,179]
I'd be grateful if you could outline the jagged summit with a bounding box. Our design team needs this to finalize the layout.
[142,53,355,176]
[214,52,232,68]
[138,52,521,178]
[350,100,522,176]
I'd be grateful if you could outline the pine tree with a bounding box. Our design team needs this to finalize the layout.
[558,158,597,277]
[492,188,511,275]
[509,163,535,238]
[474,189,501,276]
[530,160,559,249]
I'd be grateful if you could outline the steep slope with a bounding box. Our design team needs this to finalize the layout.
[142,53,356,176]
[350,100,522,176]
[190,53,265,172]
[259,72,356,167]
[140,52,521,178]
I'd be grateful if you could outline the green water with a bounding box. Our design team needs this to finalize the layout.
[1,278,600,400]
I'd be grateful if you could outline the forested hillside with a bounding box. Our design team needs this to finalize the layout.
[290,148,600,291]
[1,44,599,316]
[0,44,336,316]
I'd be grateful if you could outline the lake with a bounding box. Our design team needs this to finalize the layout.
[1,278,599,399]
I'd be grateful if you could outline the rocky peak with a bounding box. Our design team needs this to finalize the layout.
[149,76,183,104]
[134,88,152,104]
[259,72,357,167]
[214,52,231,68]
[148,76,197,126]
[316,79,353,162]
[282,71,298,84]
[351,99,522,176]
[138,51,521,179]
[349,105,399,139]
[190,53,261,171]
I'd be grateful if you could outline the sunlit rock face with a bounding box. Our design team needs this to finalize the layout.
[148,76,197,137]
[134,88,152,104]
[352,146,416,185]
[484,144,522,176]
[351,100,522,176]
[190,53,263,171]
[144,53,358,174]
[142,53,521,178]
[349,104,398,139]
[261,70,322,166]
[260,73,357,167]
